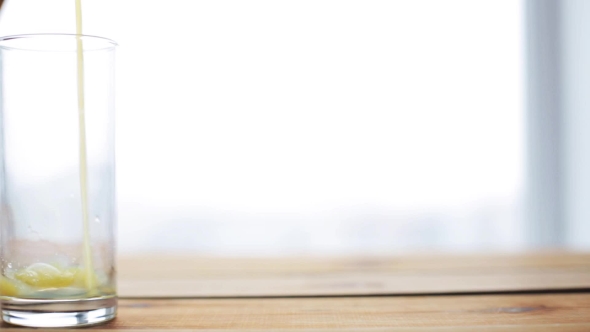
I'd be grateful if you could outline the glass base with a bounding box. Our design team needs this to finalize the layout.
[1,296,116,327]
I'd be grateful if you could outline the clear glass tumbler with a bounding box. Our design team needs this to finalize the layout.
[0,34,117,327]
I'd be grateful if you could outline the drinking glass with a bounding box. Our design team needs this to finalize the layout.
[0,34,117,327]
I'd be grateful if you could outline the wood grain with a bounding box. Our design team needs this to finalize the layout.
[4,326,590,332]
[110,294,590,329]
[118,252,590,297]
[3,293,589,331]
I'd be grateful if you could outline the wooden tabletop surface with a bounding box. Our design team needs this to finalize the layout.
[2,252,590,330]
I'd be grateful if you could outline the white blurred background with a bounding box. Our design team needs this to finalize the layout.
[1,0,587,255]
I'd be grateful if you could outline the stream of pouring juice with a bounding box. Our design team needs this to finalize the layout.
[75,0,97,295]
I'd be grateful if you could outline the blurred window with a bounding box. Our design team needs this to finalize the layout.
[0,0,525,254]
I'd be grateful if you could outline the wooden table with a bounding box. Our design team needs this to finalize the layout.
[3,252,590,330]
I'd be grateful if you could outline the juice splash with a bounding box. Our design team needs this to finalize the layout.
[1,263,106,299]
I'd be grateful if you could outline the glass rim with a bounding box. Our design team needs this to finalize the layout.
[0,33,118,52]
